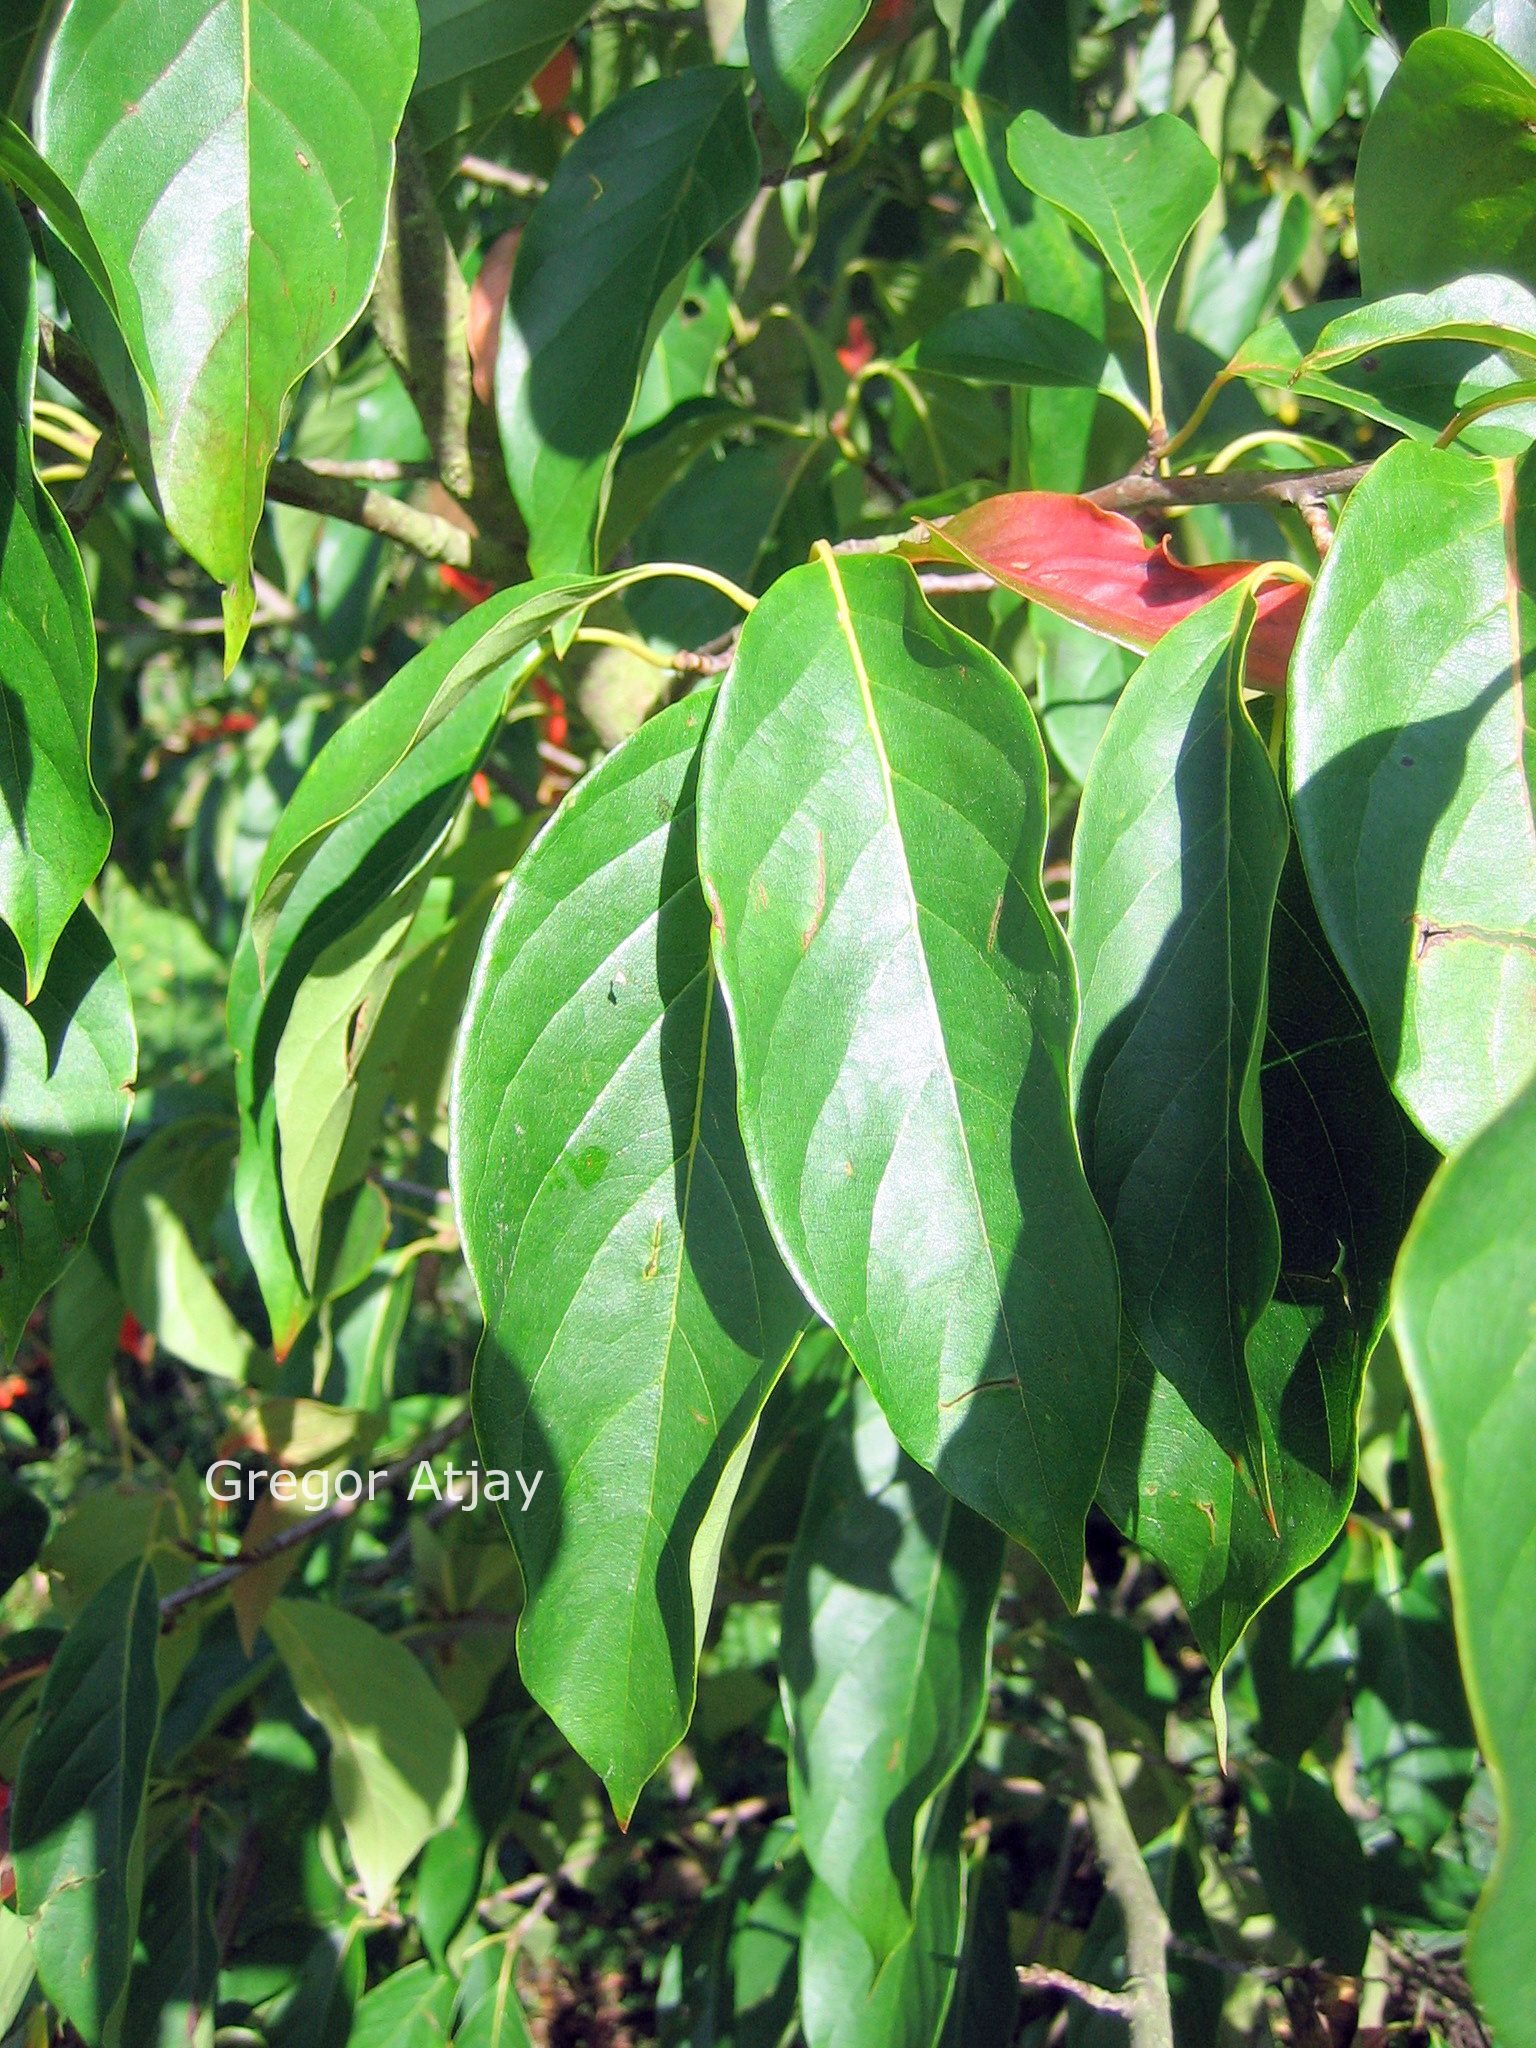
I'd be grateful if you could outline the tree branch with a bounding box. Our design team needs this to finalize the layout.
[1069,1714,1175,2048]
[158,1407,475,1623]
[1017,1966,1134,2017]
[264,459,514,578]
[1085,462,1371,515]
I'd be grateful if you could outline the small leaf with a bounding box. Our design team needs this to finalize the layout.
[781,1384,1001,1965]
[904,492,1308,688]
[1393,1066,1536,2047]
[659,1818,807,2048]
[0,182,110,992]
[1289,439,1536,1151]
[37,0,419,656]
[699,552,1120,1596]
[1070,588,1291,1660]
[1005,111,1218,342]
[746,0,873,144]
[496,69,759,575]
[265,1599,468,1914]
[452,692,808,1820]
[1183,191,1312,361]
[0,1461,46,1600]
[0,907,136,1360]
[13,1554,161,2048]
[1221,0,1367,137]
[1355,28,1536,296]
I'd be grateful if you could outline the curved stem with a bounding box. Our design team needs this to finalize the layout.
[1204,428,1342,473]
[1157,367,1233,464]
[1433,378,1536,449]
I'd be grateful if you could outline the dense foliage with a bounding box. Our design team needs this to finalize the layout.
[0,0,1531,2043]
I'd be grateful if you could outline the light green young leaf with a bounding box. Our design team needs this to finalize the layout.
[746,0,873,145]
[36,0,419,661]
[452,692,808,1821]
[496,69,759,574]
[699,552,1119,1598]
[0,908,135,1360]
[1393,1066,1536,2048]
[1289,440,1536,1152]
[265,1599,467,1914]
[12,1554,161,2048]
[0,182,110,994]
[781,1384,1001,1965]
[1070,589,1292,1662]
[0,1903,33,2039]
[1005,111,1218,345]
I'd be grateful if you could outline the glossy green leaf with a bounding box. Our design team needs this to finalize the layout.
[905,303,1130,405]
[1244,1761,1369,1972]
[1301,274,1536,379]
[782,1383,1001,1964]
[13,1554,161,2048]
[265,1599,468,1914]
[496,69,759,574]
[0,908,135,1361]
[1070,589,1291,1658]
[799,1774,968,2048]
[699,552,1120,1595]
[348,1960,454,2047]
[1221,0,1364,133]
[747,0,872,144]
[111,1117,261,1383]
[1005,111,1218,346]
[1183,192,1312,361]
[0,182,110,994]
[1355,28,1536,296]
[455,1939,537,2048]
[36,0,418,656]
[0,113,128,342]
[453,691,808,1821]
[1438,0,1536,69]
[1289,439,1536,1152]
[412,0,596,180]
[0,1905,34,2040]
[1393,1067,1536,2047]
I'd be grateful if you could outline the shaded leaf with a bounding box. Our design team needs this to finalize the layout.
[1288,439,1536,1152]
[747,0,873,144]
[412,0,597,182]
[699,551,1119,1595]
[657,1818,807,2048]
[347,1960,454,2047]
[1244,1761,1369,1972]
[453,691,808,1820]
[455,1938,537,2048]
[1393,1066,1536,2047]
[497,69,758,575]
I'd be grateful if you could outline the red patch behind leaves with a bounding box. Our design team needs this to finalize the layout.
[908,492,1308,690]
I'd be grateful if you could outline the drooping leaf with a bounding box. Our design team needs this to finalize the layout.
[452,691,808,1821]
[1221,0,1365,135]
[124,1823,219,2048]
[110,1117,261,1383]
[904,492,1308,688]
[1393,1067,1536,2048]
[1354,28,1536,296]
[939,0,1073,125]
[1288,438,1536,1152]
[0,181,110,993]
[0,908,135,1360]
[781,1383,1001,1965]
[36,0,419,657]
[12,1554,161,2048]
[799,1774,969,2048]
[1301,274,1536,380]
[1354,1552,1477,1853]
[265,1599,468,1914]
[700,552,1120,1595]
[412,0,597,182]
[1244,1761,1370,1973]
[1005,111,1218,360]
[746,0,873,145]
[1070,588,1291,1661]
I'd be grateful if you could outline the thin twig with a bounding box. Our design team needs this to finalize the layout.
[63,426,122,532]
[265,459,514,578]
[1069,1714,1174,2048]
[1017,1966,1133,2017]
[299,455,437,482]
[458,154,547,196]
[1085,462,1371,515]
[158,1408,474,1622]
[917,570,996,595]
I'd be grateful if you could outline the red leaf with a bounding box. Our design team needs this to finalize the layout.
[532,42,576,114]
[837,314,875,376]
[906,492,1308,690]
[438,564,497,606]
[467,226,522,408]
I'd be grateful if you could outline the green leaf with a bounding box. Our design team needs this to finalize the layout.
[1354,1553,1476,1853]
[0,908,135,1361]
[1438,0,1536,70]
[347,1960,454,2047]
[0,113,132,347]
[1355,28,1536,296]
[1034,610,1135,785]
[455,1939,537,2048]
[1069,588,1291,1661]
[496,69,759,575]
[412,0,597,182]
[124,1823,219,2048]
[904,303,1114,391]
[0,182,110,994]
[265,1599,468,1914]
[746,0,873,144]
[782,1383,1001,1965]
[110,1117,261,1383]
[1244,1761,1369,1972]
[658,1818,807,2048]
[698,552,1120,1596]
[1005,111,1218,344]
[452,691,808,1820]
[1392,1066,1536,2047]
[1301,274,1536,378]
[0,1904,34,2040]
[1221,0,1365,134]
[0,1461,46,1600]
[799,1774,969,2048]
[36,0,419,658]
[1183,192,1312,361]
[939,0,1073,125]
[1288,439,1536,1152]
[12,1554,162,2048]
